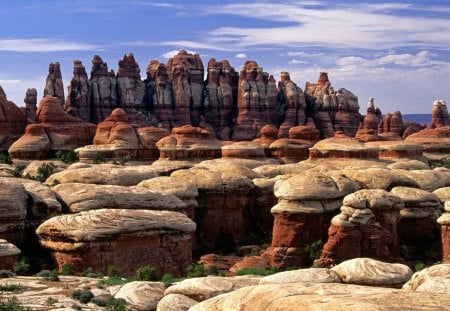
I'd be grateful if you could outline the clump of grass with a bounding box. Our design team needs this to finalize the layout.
[14,257,31,276]
[0,152,12,165]
[55,150,78,164]
[59,263,74,276]
[131,265,159,281]
[0,296,30,311]
[186,264,207,278]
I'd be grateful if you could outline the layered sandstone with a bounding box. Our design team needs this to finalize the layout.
[65,60,92,122]
[0,180,28,245]
[438,202,450,263]
[0,85,29,150]
[36,209,196,276]
[9,96,96,159]
[44,62,65,106]
[23,88,37,121]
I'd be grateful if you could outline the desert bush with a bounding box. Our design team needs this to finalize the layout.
[55,150,78,163]
[132,265,159,281]
[304,239,323,261]
[71,288,93,304]
[0,152,12,165]
[0,296,29,311]
[13,258,31,276]
[59,263,74,276]
[186,264,207,278]
[36,270,59,282]
[105,298,128,311]
[0,270,15,278]
[0,284,22,292]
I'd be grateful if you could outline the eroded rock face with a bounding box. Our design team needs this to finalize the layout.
[171,167,254,250]
[36,209,196,276]
[263,171,360,268]
[0,85,29,151]
[318,189,399,267]
[9,96,96,159]
[331,258,412,287]
[65,60,93,122]
[403,263,450,293]
[156,293,198,311]
[232,61,278,141]
[431,99,450,128]
[0,180,28,245]
[404,126,450,155]
[362,97,382,131]
[0,239,21,270]
[90,55,118,122]
[305,73,360,138]
[23,88,37,121]
[190,282,450,311]
[204,59,238,139]
[44,62,65,106]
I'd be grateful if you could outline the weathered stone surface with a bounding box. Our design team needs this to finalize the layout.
[0,239,20,270]
[431,99,450,128]
[386,159,429,170]
[90,54,118,122]
[9,96,96,159]
[23,88,37,121]
[433,187,450,203]
[269,138,313,163]
[156,125,222,160]
[260,268,341,285]
[164,276,261,301]
[277,72,306,138]
[65,60,93,122]
[0,85,28,150]
[331,258,412,287]
[366,141,424,159]
[21,180,62,220]
[190,282,450,311]
[405,126,450,154]
[251,177,278,235]
[171,167,253,249]
[43,62,64,106]
[204,58,238,139]
[221,142,267,159]
[46,163,160,186]
[36,209,196,276]
[341,168,419,190]
[232,61,278,141]
[309,134,378,159]
[391,169,450,191]
[403,264,450,294]
[53,183,185,213]
[0,179,28,244]
[157,294,198,311]
[115,281,165,311]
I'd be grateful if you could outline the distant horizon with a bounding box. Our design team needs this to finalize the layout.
[1,0,449,114]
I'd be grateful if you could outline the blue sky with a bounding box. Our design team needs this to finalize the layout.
[1,0,450,113]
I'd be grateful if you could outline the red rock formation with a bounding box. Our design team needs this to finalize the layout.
[252,125,279,147]
[43,62,65,106]
[36,209,196,277]
[232,61,278,141]
[167,50,204,127]
[90,55,118,122]
[362,97,382,131]
[277,72,306,137]
[9,96,96,159]
[404,126,450,154]
[305,73,360,138]
[431,99,450,128]
[438,202,450,263]
[204,58,238,139]
[65,60,92,122]
[156,125,222,160]
[23,88,37,121]
[117,53,146,121]
[269,125,316,163]
[0,85,29,150]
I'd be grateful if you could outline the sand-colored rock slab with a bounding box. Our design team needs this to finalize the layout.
[115,281,165,311]
[403,264,450,294]
[433,187,450,203]
[53,183,185,213]
[260,268,341,284]
[164,276,261,301]
[156,294,198,311]
[189,282,450,311]
[331,258,412,286]
[341,168,418,190]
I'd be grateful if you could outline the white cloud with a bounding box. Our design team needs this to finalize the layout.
[162,49,198,59]
[0,38,99,52]
[289,60,307,64]
[235,53,247,59]
[160,40,234,51]
[136,2,183,9]
[0,79,21,84]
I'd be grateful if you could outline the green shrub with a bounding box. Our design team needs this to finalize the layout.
[99,277,128,286]
[0,270,15,278]
[161,273,183,287]
[29,163,55,182]
[81,267,102,278]
[45,297,58,306]
[71,288,93,304]
[415,262,427,272]
[14,257,31,276]
[233,267,278,276]
[186,264,206,278]
[304,240,323,261]
[92,152,105,164]
[36,270,59,282]
[106,298,128,311]
[0,296,29,311]
[0,284,22,292]
[55,150,78,164]
[60,263,74,276]
[132,265,159,281]
[0,152,12,165]
[107,266,119,278]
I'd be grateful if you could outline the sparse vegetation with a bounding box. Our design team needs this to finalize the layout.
[233,267,278,276]
[26,162,55,182]
[0,271,15,279]
[186,264,207,278]
[55,150,78,164]
[59,263,74,276]
[131,265,159,281]
[304,239,323,262]
[0,152,12,165]
[92,152,105,164]
[45,297,58,306]
[99,277,127,286]
[71,288,93,304]
[106,266,119,278]
[0,284,22,293]
[36,270,59,282]
[112,156,129,166]
[429,159,450,169]
[415,262,427,272]
[0,296,30,311]
[6,165,24,178]
[13,258,31,276]
[105,298,128,311]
